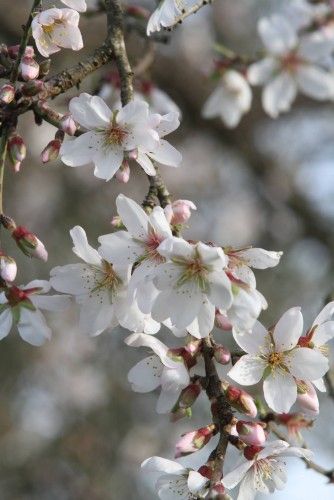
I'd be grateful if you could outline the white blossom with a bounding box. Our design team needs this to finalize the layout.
[50,226,159,336]
[60,93,181,180]
[32,8,83,58]
[248,15,334,117]
[202,70,252,128]
[0,281,70,346]
[147,0,190,36]
[60,0,87,12]
[223,440,313,500]
[125,334,190,413]
[151,236,233,336]
[141,456,209,498]
[228,307,329,413]
[98,194,172,315]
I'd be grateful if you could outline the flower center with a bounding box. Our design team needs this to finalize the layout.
[145,231,164,262]
[280,52,303,72]
[103,124,128,147]
[175,257,209,292]
[42,19,63,35]
[268,352,284,367]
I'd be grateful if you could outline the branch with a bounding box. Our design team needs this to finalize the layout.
[202,335,234,495]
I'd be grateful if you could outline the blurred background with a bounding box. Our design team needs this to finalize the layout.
[1,0,334,498]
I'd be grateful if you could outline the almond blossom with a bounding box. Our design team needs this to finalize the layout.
[125,334,190,413]
[228,307,329,413]
[141,456,209,499]
[151,236,233,335]
[0,281,70,346]
[248,15,334,118]
[60,94,181,180]
[147,0,188,36]
[31,8,83,58]
[98,194,172,314]
[202,70,252,128]
[50,226,159,337]
[223,440,313,500]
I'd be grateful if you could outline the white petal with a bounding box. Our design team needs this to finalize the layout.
[136,151,156,175]
[17,309,51,346]
[207,270,233,310]
[60,131,101,167]
[116,194,149,240]
[236,248,282,269]
[228,355,266,385]
[298,31,334,63]
[30,294,71,311]
[93,148,123,181]
[187,298,215,338]
[258,15,297,54]
[223,460,254,489]
[156,388,180,414]
[141,456,185,474]
[263,73,297,118]
[312,377,326,392]
[237,471,257,500]
[61,0,87,12]
[161,364,189,392]
[70,226,101,265]
[149,206,173,239]
[158,236,194,260]
[187,471,208,494]
[312,321,334,346]
[296,65,334,100]
[263,372,297,413]
[247,58,279,85]
[23,279,51,293]
[233,320,268,354]
[78,293,115,336]
[125,333,173,365]
[289,347,329,379]
[98,231,143,266]
[50,263,90,295]
[148,139,182,168]
[69,93,112,129]
[312,301,334,327]
[0,308,13,340]
[128,355,163,392]
[273,307,303,352]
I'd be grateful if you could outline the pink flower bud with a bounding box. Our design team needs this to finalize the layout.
[60,114,77,136]
[236,421,266,446]
[110,215,124,229]
[297,381,319,415]
[215,310,233,330]
[115,160,130,183]
[177,383,201,409]
[213,344,231,365]
[21,80,45,96]
[41,139,62,163]
[0,253,17,282]
[0,84,15,104]
[8,45,34,59]
[223,383,257,417]
[164,199,197,225]
[11,226,48,262]
[19,56,39,81]
[8,135,26,168]
[175,424,216,458]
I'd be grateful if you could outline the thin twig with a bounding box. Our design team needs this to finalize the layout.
[0,125,9,215]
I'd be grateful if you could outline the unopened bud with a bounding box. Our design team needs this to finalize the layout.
[175,424,216,458]
[21,79,45,96]
[236,421,266,446]
[0,84,15,104]
[8,45,34,59]
[0,253,17,282]
[244,445,264,461]
[210,484,233,500]
[177,383,201,409]
[111,215,125,229]
[0,214,16,231]
[297,381,319,415]
[115,160,130,183]
[11,226,48,262]
[39,58,51,77]
[60,114,77,136]
[170,406,192,422]
[213,344,231,365]
[222,382,257,417]
[19,56,39,81]
[215,310,232,330]
[164,199,197,225]
[8,135,26,170]
[41,139,61,163]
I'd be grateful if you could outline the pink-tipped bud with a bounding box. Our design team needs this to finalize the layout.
[170,407,192,422]
[115,160,130,183]
[213,344,231,365]
[41,139,61,163]
[244,445,264,461]
[8,45,34,59]
[297,381,319,415]
[210,484,232,500]
[110,215,125,229]
[223,383,257,417]
[215,310,233,330]
[164,199,197,225]
[0,84,15,104]
[8,135,26,168]
[19,56,39,81]
[177,383,201,409]
[0,253,17,282]
[175,424,216,458]
[60,114,77,136]
[21,79,45,97]
[236,421,266,446]
[11,226,48,262]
